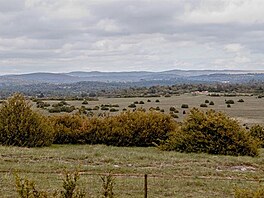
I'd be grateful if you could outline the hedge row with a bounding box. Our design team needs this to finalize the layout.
[0,94,261,157]
[51,111,175,147]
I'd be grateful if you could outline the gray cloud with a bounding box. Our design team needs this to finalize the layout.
[0,0,263,74]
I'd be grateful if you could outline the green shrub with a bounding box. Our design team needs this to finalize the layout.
[250,125,264,147]
[147,99,151,102]
[139,101,144,104]
[52,111,176,147]
[128,103,136,108]
[100,111,176,147]
[200,104,207,107]
[109,108,119,112]
[155,99,160,103]
[227,104,231,108]
[52,114,92,144]
[160,108,259,156]
[209,101,214,105]
[181,104,189,108]
[169,107,176,112]
[238,99,244,102]
[226,99,235,104]
[0,93,54,147]
[205,100,209,103]
[101,106,110,111]
[82,100,88,105]
[93,106,99,110]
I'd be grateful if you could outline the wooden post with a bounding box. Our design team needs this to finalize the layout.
[144,174,148,198]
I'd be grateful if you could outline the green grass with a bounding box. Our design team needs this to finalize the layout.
[0,145,263,197]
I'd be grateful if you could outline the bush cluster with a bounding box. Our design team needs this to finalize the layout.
[52,111,176,147]
[160,108,259,156]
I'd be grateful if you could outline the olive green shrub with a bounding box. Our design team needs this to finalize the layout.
[0,93,53,147]
[160,108,259,156]
[52,111,176,147]
[250,125,264,147]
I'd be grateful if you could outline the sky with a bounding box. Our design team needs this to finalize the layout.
[0,0,264,74]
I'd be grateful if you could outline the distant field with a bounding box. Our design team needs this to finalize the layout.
[0,145,263,198]
[36,94,264,125]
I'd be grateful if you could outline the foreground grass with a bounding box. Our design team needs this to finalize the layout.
[0,145,263,197]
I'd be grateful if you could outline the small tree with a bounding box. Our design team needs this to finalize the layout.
[0,93,54,147]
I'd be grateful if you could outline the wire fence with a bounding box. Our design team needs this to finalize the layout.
[0,170,263,198]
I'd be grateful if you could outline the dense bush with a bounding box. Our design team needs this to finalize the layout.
[128,103,136,108]
[237,99,244,102]
[181,104,189,108]
[52,111,176,147]
[226,99,235,104]
[160,108,259,156]
[169,107,176,112]
[205,100,209,103]
[250,125,264,147]
[209,101,214,105]
[0,94,54,147]
[200,104,208,107]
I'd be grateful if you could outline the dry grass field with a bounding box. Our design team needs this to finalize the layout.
[37,94,264,126]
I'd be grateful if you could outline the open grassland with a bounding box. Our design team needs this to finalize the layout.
[37,94,264,125]
[0,145,263,197]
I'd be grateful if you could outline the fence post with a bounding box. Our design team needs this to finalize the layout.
[144,174,148,198]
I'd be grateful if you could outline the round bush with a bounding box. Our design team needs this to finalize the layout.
[226,99,235,104]
[160,108,259,156]
[181,104,189,108]
[205,100,209,103]
[0,94,54,147]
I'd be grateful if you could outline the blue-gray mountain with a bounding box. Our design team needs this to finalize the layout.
[1,70,263,85]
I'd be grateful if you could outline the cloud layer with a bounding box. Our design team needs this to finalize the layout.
[0,0,263,74]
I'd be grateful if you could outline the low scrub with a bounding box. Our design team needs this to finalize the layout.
[160,108,259,156]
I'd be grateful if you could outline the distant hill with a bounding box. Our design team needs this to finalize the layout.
[1,70,263,85]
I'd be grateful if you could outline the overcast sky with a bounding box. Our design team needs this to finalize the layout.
[0,0,263,74]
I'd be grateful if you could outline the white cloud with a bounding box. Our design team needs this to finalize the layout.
[0,0,263,74]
